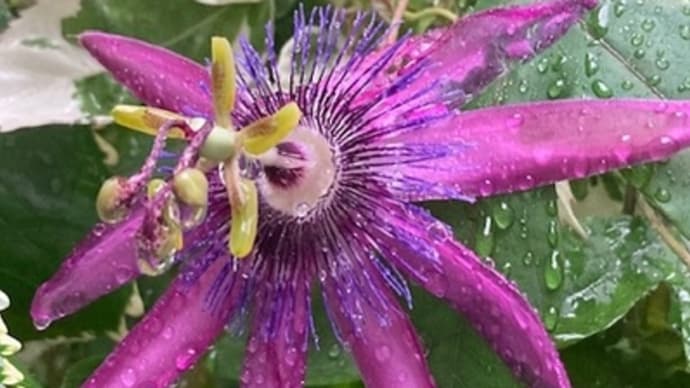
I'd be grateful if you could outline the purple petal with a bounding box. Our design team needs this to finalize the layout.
[322,270,435,388]
[84,258,244,388]
[80,32,211,117]
[240,277,311,387]
[398,99,690,200]
[31,211,145,330]
[365,0,595,107]
[371,204,569,388]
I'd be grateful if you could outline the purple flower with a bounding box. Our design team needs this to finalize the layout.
[30,0,690,387]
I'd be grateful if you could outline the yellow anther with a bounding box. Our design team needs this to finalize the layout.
[172,168,209,207]
[111,105,187,138]
[96,176,128,223]
[229,179,258,258]
[211,37,236,128]
[241,102,303,155]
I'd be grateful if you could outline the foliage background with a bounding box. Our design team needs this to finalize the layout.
[2,0,690,386]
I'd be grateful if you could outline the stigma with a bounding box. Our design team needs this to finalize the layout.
[94,36,302,269]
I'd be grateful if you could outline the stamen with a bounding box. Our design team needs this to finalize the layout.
[229,178,259,258]
[240,102,303,155]
[111,105,188,138]
[211,37,236,128]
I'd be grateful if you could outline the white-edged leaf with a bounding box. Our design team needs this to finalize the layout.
[0,0,102,132]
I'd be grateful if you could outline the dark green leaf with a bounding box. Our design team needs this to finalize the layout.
[0,126,132,340]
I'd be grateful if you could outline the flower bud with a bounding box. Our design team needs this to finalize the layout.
[96,176,129,223]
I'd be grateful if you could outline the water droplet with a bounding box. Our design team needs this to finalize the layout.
[175,347,198,371]
[584,53,599,77]
[679,24,690,41]
[633,48,646,59]
[655,57,670,71]
[592,79,613,98]
[375,345,391,362]
[536,58,550,74]
[294,202,310,218]
[544,251,564,291]
[492,202,515,229]
[621,80,634,90]
[522,251,534,266]
[547,79,566,99]
[475,216,495,257]
[613,2,625,17]
[285,347,298,366]
[518,79,529,94]
[328,344,342,359]
[641,18,656,32]
[545,200,557,217]
[546,220,559,248]
[630,33,644,47]
[648,75,662,86]
[543,306,559,331]
[654,187,671,203]
[587,3,610,39]
[120,368,136,387]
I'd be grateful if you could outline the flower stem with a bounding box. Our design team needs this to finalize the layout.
[638,194,690,268]
[386,0,409,45]
[404,7,458,23]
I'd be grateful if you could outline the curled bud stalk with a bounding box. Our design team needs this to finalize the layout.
[102,36,303,264]
[96,176,130,223]
[0,290,24,386]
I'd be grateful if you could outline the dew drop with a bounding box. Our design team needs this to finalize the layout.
[544,250,564,291]
[175,347,198,371]
[587,3,610,39]
[547,79,566,99]
[120,368,136,387]
[546,220,559,248]
[294,202,310,217]
[375,345,391,362]
[492,202,515,230]
[584,53,599,77]
[591,79,613,98]
[680,25,690,40]
[475,216,495,257]
[641,18,656,32]
[522,251,534,266]
[654,187,671,203]
[543,306,559,331]
[328,344,342,359]
[621,80,634,90]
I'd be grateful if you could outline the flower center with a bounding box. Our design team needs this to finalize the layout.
[257,124,336,218]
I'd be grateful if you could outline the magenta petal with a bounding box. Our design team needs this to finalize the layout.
[372,205,569,388]
[399,99,690,199]
[240,278,311,387]
[85,258,243,388]
[80,31,211,116]
[368,0,595,107]
[322,273,435,388]
[31,211,145,330]
[422,0,595,101]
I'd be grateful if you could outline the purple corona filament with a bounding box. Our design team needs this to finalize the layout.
[28,1,690,387]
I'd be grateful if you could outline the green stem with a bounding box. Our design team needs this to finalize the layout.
[404,7,458,23]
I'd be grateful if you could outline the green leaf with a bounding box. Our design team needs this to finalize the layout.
[410,288,520,388]
[428,195,690,353]
[562,327,690,388]
[0,126,132,340]
[0,0,11,32]
[60,355,105,388]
